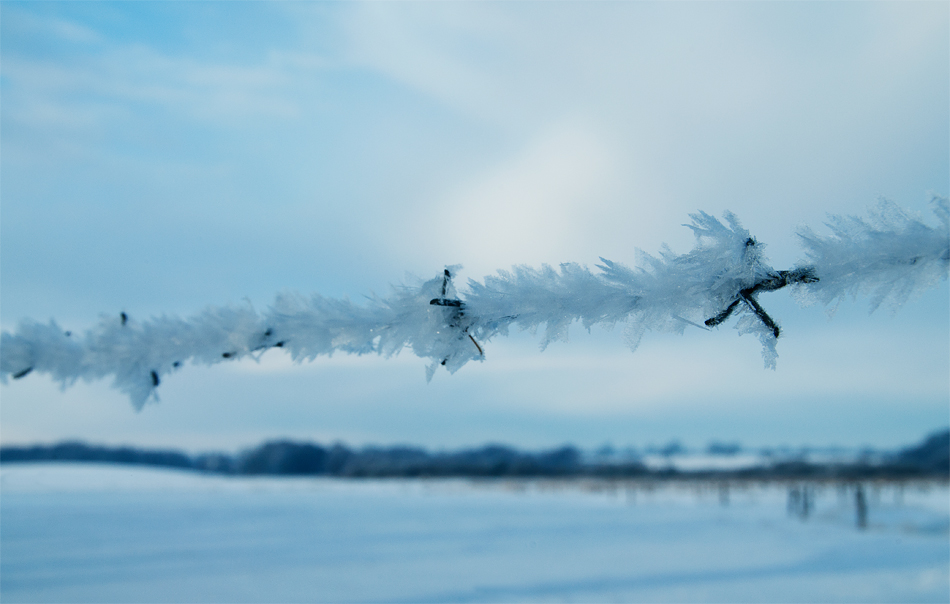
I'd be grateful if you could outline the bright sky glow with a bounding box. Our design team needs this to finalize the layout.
[1,2,947,452]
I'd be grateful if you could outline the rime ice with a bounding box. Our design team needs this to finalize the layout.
[2,199,947,408]
[797,197,950,313]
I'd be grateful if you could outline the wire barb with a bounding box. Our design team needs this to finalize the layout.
[704,266,819,337]
[429,268,485,360]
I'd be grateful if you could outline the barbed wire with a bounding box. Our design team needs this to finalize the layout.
[2,197,947,409]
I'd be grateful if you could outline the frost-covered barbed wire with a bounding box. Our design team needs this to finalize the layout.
[2,198,947,409]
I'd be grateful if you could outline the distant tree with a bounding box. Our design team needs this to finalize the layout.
[239,441,328,475]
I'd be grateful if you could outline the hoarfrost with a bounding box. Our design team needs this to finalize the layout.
[796,196,949,314]
[2,200,946,407]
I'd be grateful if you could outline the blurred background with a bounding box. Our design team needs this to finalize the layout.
[1,2,947,453]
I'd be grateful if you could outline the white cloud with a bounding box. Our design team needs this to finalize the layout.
[338,2,948,231]
[431,121,619,276]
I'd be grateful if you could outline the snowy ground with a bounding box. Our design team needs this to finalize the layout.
[1,463,948,603]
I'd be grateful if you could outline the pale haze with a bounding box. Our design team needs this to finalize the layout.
[1,2,947,453]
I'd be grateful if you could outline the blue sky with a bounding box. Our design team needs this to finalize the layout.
[1,2,947,453]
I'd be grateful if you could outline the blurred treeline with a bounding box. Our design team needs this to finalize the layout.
[1,430,947,480]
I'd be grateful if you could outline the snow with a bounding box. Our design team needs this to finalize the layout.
[2,463,947,603]
[638,453,769,472]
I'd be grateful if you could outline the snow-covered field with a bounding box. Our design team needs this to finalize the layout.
[1,463,947,603]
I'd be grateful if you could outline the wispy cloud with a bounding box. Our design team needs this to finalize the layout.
[3,6,102,44]
[2,50,303,131]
